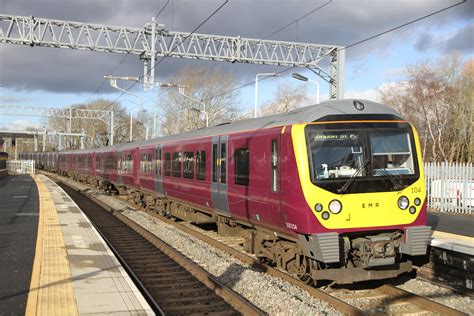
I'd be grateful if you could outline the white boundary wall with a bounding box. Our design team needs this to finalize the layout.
[7,160,35,175]
[425,162,473,215]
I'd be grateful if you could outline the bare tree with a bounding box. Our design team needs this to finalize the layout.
[156,67,240,135]
[260,83,310,116]
[380,53,473,162]
[47,99,132,149]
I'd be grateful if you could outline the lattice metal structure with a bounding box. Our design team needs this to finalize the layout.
[0,105,115,145]
[0,14,345,99]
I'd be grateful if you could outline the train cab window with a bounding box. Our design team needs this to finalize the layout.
[196,151,206,180]
[164,153,171,176]
[212,144,218,182]
[172,152,181,177]
[183,152,194,179]
[155,148,162,176]
[234,148,249,186]
[369,131,415,176]
[271,139,278,192]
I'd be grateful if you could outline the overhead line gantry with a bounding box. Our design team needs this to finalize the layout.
[0,14,345,99]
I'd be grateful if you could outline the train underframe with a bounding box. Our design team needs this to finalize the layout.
[67,171,429,285]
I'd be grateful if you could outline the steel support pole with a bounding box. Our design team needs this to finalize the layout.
[34,135,38,151]
[68,107,72,132]
[42,133,46,152]
[330,49,345,100]
[14,138,17,159]
[80,128,85,149]
[109,111,114,146]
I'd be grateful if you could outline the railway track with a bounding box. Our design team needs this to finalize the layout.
[57,182,263,316]
[47,172,467,315]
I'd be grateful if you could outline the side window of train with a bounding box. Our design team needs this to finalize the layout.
[172,152,181,177]
[127,154,132,172]
[164,153,171,176]
[220,143,226,184]
[140,154,147,173]
[271,139,278,192]
[155,148,162,176]
[234,148,249,186]
[183,152,194,179]
[196,151,206,181]
[212,144,218,182]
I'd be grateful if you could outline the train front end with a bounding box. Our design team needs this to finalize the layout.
[290,106,431,283]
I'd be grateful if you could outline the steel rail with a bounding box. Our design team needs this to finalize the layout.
[54,175,264,316]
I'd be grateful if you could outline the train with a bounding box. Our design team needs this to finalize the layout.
[22,99,431,284]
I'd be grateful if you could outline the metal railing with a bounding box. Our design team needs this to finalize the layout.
[7,160,35,175]
[425,162,474,215]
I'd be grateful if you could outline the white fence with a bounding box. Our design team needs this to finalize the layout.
[425,162,474,215]
[6,160,35,175]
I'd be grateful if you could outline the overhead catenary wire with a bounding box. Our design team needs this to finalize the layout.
[197,0,467,105]
[172,0,333,91]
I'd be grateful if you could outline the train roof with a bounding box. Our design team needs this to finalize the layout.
[60,99,404,154]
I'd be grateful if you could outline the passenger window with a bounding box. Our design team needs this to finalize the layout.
[172,152,181,177]
[183,152,194,179]
[164,153,171,176]
[196,151,206,180]
[234,148,249,186]
[212,144,218,182]
[220,143,226,184]
[155,148,162,176]
[271,139,278,192]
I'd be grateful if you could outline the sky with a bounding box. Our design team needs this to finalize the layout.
[0,0,473,132]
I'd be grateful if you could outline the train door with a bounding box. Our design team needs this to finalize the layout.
[133,148,139,187]
[154,144,164,194]
[211,135,230,215]
[269,136,284,226]
[117,151,123,184]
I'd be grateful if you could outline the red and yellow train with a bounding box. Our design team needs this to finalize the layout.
[23,99,431,284]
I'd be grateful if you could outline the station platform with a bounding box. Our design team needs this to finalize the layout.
[428,211,474,255]
[0,174,153,315]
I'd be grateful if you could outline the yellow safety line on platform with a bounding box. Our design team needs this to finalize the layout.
[25,175,78,316]
[432,230,474,244]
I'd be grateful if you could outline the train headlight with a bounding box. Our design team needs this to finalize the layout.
[328,200,342,214]
[414,198,421,206]
[398,196,409,210]
[314,203,323,212]
[409,206,416,214]
[322,211,330,220]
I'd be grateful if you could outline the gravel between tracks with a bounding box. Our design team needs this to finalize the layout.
[395,278,473,315]
[87,192,340,315]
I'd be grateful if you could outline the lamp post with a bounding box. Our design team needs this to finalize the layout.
[291,73,320,104]
[254,73,279,118]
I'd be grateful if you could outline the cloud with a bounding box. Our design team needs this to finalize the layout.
[1,119,41,131]
[0,0,471,93]
[415,33,434,51]
[442,23,474,53]
[345,88,381,102]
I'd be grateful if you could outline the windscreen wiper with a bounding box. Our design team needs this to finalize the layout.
[337,160,370,194]
[372,159,404,190]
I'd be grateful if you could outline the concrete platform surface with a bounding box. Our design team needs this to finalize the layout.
[27,174,154,315]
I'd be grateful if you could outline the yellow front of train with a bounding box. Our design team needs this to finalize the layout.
[291,118,432,279]
[292,120,426,230]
